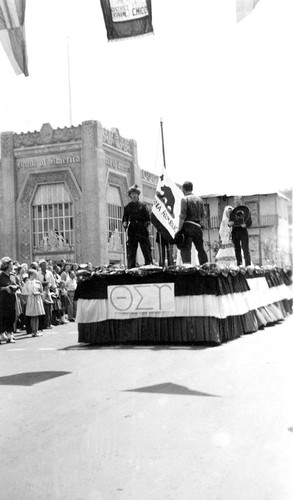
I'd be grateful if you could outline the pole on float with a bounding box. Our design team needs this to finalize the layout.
[159,119,173,266]
[160,118,167,169]
[123,227,128,268]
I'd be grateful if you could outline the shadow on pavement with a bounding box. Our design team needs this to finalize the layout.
[59,342,217,351]
[0,371,71,386]
[124,382,221,397]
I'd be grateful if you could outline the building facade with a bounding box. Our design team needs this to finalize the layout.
[202,192,292,266]
[0,120,158,266]
[0,120,291,267]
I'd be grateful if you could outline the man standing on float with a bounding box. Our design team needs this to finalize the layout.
[176,181,208,265]
[228,197,252,266]
[122,184,153,269]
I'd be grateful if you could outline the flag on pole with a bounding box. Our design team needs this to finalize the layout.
[0,0,28,76]
[151,167,183,243]
[237,0,260,22]
[100,0,153,41]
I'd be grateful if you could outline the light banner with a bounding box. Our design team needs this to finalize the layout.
[0,0,28,76]
[108,283,175,316]
[237,0,260,22]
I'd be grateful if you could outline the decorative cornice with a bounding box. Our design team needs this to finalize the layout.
[13,123,82,148]
[12,123,134,156]
[103,127,132,154]
[141,169,158,184]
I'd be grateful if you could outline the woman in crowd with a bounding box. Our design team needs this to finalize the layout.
[60,262,71,282]
[0,256,18,343]
[12,263,23,333]
[65,270,77,321]
[52,264,61,286]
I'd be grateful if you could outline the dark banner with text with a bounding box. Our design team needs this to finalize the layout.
[100,0,154,41]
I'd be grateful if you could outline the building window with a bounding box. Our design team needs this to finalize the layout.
[107,185,124,255]
[32,183,74,252]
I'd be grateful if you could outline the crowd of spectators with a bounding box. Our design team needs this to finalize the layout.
[0,256,94,344]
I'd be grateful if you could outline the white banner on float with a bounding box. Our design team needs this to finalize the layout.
[108,283,175,315]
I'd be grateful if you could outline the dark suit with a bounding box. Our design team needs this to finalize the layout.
[231,215,252,266]
[122,201,152,268]
[179,194,208,265]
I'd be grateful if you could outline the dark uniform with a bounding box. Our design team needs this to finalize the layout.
[122,198,152,269]
[179,193,208,265]
[230,210,252,266]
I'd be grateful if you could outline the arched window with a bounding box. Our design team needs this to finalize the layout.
[32,183,74,253]
[107,185,125,261]
[107,185,123,243]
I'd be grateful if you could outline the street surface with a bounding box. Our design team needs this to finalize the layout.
[1,315,293,500]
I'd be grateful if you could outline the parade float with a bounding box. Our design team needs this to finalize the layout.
[74,264,292,346]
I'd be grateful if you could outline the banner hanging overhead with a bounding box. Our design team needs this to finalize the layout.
[0,0,28,76]
[100,0,154,41]
[237,0,260,22]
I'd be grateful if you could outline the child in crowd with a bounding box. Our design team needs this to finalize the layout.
[42,281,54,329]
[59,280,70,324]
[22,269,45,337]
[51,286,63,325]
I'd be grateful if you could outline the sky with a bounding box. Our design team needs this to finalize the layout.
[0,0,292,196]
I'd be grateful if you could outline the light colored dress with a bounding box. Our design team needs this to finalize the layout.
[215,206,237,266]
[22,279,45,317]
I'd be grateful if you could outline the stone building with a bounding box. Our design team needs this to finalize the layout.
[0,120,291,268]
[0,120,158,266]
[202,191,292,266]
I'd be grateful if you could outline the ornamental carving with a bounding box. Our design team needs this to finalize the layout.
[1,133,14,158]
[105,155,130,173]
[103,127,132,154]
[36,230,74,253]
[13,124,82,148]
[82,121,97,149]
[141,169,158,184]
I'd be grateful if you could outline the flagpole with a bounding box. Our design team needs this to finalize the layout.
[123,227,128,268]
[159,119,173,266]
[67,37,73,126]
[160,118,167,168]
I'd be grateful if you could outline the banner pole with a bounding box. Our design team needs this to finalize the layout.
[160,118,167,169]
[123,227,128,268]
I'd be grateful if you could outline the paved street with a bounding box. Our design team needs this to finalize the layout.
[1,315,293,500]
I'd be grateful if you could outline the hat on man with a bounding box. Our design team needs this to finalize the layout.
[39,259,47,265]
[128,184,140,196]
[229,205,251,226]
